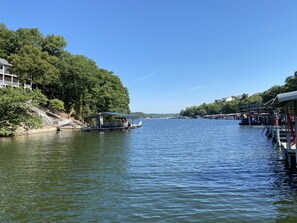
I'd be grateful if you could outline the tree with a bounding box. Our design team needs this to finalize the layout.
[284,71,297,92]
[95,69,130,114]
[2,23,131,120]
[221,101,239,114]
[8,45,59,87]
[241,93,248,101]
[6,28,43,55]
[261,85,285,103]
[49,98,65,111]
[0,23,14,58]
[197,108,207,116]
[42,34,67,57]
[0,87,47,136]
[58,54,100,117]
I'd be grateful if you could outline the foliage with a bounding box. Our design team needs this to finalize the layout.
[9,45,59,86]
[0,87,45,136]
[181,93,263,118]
[0,24,14,58]
[284,72,297,92]
[96,69,130,114]
[131,112,179,119]
[6,27,43,55]
[49,98,65,111]
[0,23,130,122]
[41,34,67,57]
[181,69,297,118]
[261,85,285,103]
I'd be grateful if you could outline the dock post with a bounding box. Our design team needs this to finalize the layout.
[276,112,280,146]
[294,100,297,168]
[285,111,291,151]
[248,107,251,125]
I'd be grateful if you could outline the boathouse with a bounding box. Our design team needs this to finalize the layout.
[83,112,137,131]
[0,58,32,89]
[271,90,297,169]
[239,103,271,125]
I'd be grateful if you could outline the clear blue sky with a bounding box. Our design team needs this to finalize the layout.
[1,0,297,113]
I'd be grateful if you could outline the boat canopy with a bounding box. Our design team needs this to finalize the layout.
[272,90,297,107]
[84,112,134,119]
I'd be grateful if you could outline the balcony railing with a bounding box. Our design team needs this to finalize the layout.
[0,81,32,88]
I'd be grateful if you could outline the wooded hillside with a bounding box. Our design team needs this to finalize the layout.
[180,73,297,117]
[0,23,130,118]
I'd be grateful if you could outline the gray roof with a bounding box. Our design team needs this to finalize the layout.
[84,112,134,119]
[0,58,12,66]
[272,90,297,107]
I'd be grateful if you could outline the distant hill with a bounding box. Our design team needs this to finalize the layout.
[131,112,179,119]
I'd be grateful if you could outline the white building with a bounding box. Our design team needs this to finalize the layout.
[0,58,32,89]
[225,96,235,102]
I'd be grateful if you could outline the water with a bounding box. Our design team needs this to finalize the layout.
[1,119,297,222]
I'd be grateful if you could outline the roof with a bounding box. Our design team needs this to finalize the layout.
[84,112,134,118]
[239,103,267,112]
[272,90,297,107]
[100,112,133,117]
[0,58,12,66]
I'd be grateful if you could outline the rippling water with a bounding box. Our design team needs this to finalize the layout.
[1,119,297,222]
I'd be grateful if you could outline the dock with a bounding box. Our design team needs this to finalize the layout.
[83,112,142,132]
[264,90,297,169]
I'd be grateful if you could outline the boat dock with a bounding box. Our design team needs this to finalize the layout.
[239,104,272,126]
[264,90,297,169]
[82,112,142,132]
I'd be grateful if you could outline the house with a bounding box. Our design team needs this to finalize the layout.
[0,58,32,89]
[216,96,235,102]
[216,95,243,103]
[225,96,235,102]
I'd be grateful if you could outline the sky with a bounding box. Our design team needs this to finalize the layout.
[1,0,297,113]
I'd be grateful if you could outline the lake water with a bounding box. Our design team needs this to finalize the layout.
[1,119,297,222]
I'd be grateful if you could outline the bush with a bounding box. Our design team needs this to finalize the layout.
[49,98,65,111]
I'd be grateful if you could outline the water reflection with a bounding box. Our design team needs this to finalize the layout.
[268,146,297,222]
[0,131,131,222]
[2,120,297,222]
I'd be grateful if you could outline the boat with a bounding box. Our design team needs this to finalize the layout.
[131,121,142,129]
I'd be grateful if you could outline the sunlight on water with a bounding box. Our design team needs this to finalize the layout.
[0,119,297,222]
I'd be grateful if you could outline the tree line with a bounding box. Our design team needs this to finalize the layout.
[0,23,130,136]
[180,72,297,117]
[0,23,130,118]
[131,112,178,119]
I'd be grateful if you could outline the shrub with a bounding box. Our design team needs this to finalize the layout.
[49,98,65,111]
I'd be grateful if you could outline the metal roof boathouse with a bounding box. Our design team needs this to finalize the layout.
[83,112,141,132]
[269,90,297,169]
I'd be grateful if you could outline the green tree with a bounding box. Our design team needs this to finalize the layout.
[261,85,285,103]
[8,45,59,87]
[0,87,47,136]
[284,71,297,92]
[58,54,99,117]
[0,23,14,58]
[49,98,65,111]
[197,108,207,116]
[42,34,67,57]
[221,101,239,114]
[95,69,130,114]
[6,28,43,55]
[2,23,131,119]
[241,93,248,101]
